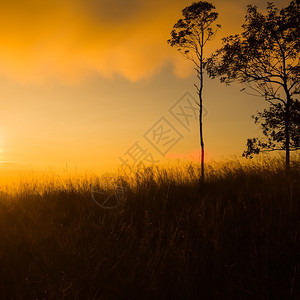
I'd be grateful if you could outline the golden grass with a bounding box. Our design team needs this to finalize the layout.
[0,158,299,298]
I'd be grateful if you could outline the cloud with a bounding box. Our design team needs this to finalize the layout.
[76,0,145,24]
[0,0,290,84]
[0,0,190,84]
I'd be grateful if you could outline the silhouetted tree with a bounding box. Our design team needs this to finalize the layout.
[207,1,300,172]
[168,1,220,181]
[243,99,300,158]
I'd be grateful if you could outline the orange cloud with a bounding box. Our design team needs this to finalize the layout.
[0,0,290,84]
[0,0,188,83]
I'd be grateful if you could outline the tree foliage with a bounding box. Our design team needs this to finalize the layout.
[243,99,300,158]
[207,1,299,98]
[168,1,220,71]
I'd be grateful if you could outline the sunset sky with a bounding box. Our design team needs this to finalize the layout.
[0,0,290,177]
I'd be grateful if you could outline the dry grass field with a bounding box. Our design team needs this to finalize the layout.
[0,159,299,299]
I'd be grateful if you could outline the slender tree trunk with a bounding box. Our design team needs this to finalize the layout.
[282,52,291,175]
[285,96,291,174]
[199,91,204,180]
[199,41,205,181]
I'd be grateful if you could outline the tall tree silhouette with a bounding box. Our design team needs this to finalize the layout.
[168,1,220,181]
[207,1,300,172]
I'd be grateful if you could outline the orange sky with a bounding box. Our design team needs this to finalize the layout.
[0,0,290,178]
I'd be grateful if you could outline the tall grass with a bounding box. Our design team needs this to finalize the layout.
[0,159,299,299]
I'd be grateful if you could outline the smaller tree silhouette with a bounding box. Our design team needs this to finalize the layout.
[168,1,220,181]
